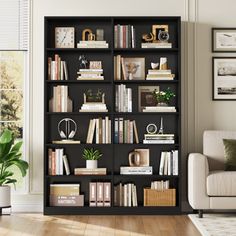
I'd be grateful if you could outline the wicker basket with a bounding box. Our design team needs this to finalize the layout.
[143,188,176,206]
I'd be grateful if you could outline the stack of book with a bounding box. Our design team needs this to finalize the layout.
[48,148,70,175]
[143,106,176,112]
[143,134,175,144]
[74,168,106,175]
[79,103,108,112]
[114,118,139,144]
[146,69,175,81]
[86,117,111,144]
[114,25,136,48]
[150,180,170,190]
[120,166,152,175]
[159,150,178,175]
[115,84,132,112]
[50,184,84,206]
[114,183,138,207]
[141,42,172,48]
[49,85,73,112]
[77,41,109,48]
[77,68,104,81]
[89,182,111,207]
[48,54,69,80]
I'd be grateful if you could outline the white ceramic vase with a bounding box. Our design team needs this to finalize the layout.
[0,185,11,207]
[86,160,98,169]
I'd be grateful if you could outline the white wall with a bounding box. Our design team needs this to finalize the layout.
[17,0,236,212]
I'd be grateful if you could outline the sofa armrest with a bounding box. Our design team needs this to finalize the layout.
[188,153,210,209]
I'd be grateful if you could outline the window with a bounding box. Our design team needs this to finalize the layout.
[0,0,29,193]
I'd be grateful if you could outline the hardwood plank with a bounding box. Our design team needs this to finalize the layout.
[0,214,201,236]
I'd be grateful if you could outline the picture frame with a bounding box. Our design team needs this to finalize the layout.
[212,28,236,52]
[152,25,168,42]
[122,57,145,80]
[138,86,160,111]
[212,57,236,100]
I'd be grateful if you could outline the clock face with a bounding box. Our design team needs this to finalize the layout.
[158,31,169,42]
[55,27,75,48]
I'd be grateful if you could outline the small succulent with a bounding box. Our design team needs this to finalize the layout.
[82,148,103,160]
[153,87,175,104]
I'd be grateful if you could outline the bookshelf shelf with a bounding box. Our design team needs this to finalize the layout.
[44,16,181,215]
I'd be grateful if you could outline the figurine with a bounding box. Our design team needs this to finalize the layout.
[151,62,159,70]
[142,32,154,42]
[78,55,88,69]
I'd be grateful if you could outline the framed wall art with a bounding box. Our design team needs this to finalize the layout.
[212,28,236,52]
[213,57,236,100]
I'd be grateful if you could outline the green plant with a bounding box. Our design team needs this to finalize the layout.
[0,129,28,187]
[82,148,103,160]
[153,87,175,104]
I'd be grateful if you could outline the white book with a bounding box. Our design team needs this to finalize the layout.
[108,120,111,144]
[130,121,133,144]
[159,152,166,175]
[128,183,132,207]
[148,70,171,74]
[88,119,96,143]
[77,45,108,48]
[164,152,168,175]
[105,116,109,144]
[79,40,107,44]
[55,149,60,175]
[51,61,56,80]
[127,88,132,112]
[63,61,69,80]
[173,150,178,175]
[86,119,93,143]
[167,152,171,175]
[95,119,99,144]
[62,155,70,175]
[144,106,176,110]
[124,184,128,207]
[134,185,138,206]
[143,140,175,144]
[102,119,105,144]
[79,69,103,72]
[131,25,134,48]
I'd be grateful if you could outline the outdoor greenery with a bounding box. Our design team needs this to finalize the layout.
[0,51,23,138]
[0,129,28,187]
[82,148,103,160]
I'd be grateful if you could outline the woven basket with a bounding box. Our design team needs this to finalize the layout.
[143,188,176,206]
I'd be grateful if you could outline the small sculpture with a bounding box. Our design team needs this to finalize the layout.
[142,32,154,42]
[78,55,88,69]
[158,117,164,134]
[82,28,96,41]
[58,118,77,140]
[151,62,159,70]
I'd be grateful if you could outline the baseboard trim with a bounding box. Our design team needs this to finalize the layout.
[12,203,43,213]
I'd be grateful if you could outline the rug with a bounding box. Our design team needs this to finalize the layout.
[189,214,236,236]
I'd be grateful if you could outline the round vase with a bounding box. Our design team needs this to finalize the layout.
[0,185,11,207]
[86,160,98,169]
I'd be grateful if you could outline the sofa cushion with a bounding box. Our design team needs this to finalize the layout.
[207,171,236,196]
[203,131,236,170]
[223,139,236,171]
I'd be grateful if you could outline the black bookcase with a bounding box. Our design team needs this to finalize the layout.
[44,16,181,215]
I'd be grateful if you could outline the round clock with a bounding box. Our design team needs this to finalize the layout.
[146,123,157,134]
[158,30,169,42]
[55,27,75,48]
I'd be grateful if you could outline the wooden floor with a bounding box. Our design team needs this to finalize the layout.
[0,214,201,236]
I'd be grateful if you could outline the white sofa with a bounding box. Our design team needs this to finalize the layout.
[188,130,236,217]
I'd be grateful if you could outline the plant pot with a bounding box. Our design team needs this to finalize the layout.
[86,160,98,169]
[0,185,11,207]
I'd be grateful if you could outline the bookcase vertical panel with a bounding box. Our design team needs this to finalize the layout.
[44,16,181,215]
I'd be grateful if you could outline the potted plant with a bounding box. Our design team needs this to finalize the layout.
[82,148,102,169]
[0,129,29,207]
[153,87,175,106]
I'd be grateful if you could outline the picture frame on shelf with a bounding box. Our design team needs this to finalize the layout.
[212,28,236,52]
[122,57,145,80]
[138,86,159,112]
[152,25,168,42]
[213,57,236,100]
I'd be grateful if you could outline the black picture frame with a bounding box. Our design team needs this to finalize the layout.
[212,57,236,100]
[212,28,236,52]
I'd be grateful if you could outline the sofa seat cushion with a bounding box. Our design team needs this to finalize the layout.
[207,171,236,196]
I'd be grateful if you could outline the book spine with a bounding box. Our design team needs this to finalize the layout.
[167,152,171,175]
[95,119,99,144]
[105,116,109,144]
[102,118,105,144]
[127,88,132,112]
[97,182,104,207]
[159,152,165,175]
[117,25,120,48]
[51,151,56,175]
[60,61,64,80]
[114,25,118,48]
[130,121,133,144]
[124,184,127,207]
[133,120,139,144]
[89,182,97,207]
[59,149,63,175]
[114,118,119,144]
[131,25,134,48]
[48,57,52,80]
[63,61,69,80]
[48,148,52,175]
[103,182,111,207]
[54,54,59,80]
[86,119,92,144]
[119,117,123,144]
[62,155,70,175]
[99,117,102,144]
[58,56,61,80]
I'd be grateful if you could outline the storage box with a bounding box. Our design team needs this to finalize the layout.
[143,188,176,206]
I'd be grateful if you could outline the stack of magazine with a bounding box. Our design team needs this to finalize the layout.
[120,166,152,175]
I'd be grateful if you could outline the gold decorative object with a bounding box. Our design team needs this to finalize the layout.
[82,28,96,41]
[152,25,169,42]
[142,33,154,42]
